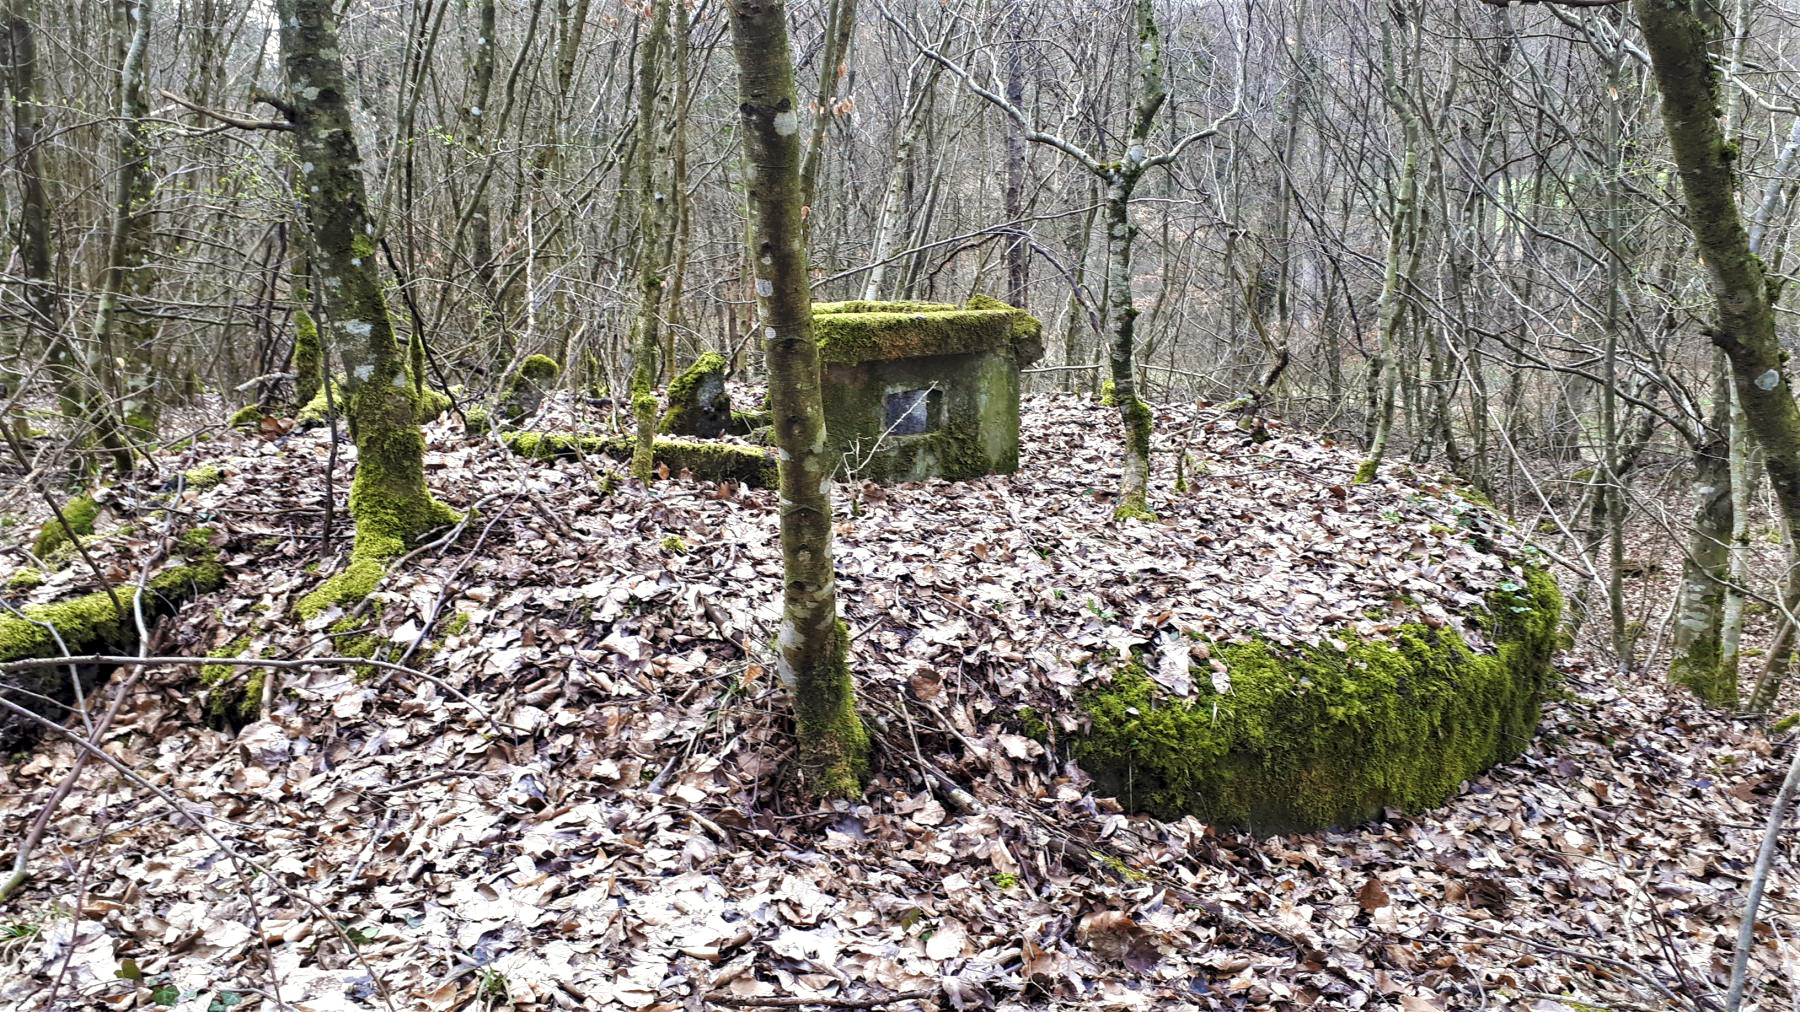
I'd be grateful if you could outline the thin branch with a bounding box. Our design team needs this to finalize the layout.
[159,89,291,131]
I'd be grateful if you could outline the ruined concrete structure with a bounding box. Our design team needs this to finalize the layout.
[813,296,1043,483]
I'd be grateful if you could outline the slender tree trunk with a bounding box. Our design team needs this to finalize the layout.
[280,0,457,617]
[1720,388,1753,689]
[860,65,934,300]
[1060,184,1100,394]
[628,0,671,481]
[1670,374,1735,701]
[1356,3,1422,484]
[93,0,158,443]
[464,0,500,354]
[1102,178,1154,519]
[1003,2,1028,307]
[1635,0,1800,712]
[726,0,869,797]
[5,0,124,469]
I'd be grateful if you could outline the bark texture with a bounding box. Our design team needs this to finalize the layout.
[279,0,457,618]
[727,0,869,797]
[1636,0,1800,710]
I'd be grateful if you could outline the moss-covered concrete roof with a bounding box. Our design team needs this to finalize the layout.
[813,296,1042,366]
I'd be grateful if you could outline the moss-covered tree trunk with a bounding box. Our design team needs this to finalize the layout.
[290,243,322,407]
[1098,0,1184,521]
[278,0,456,617]
[628,0,672,481]
[1635,0,1800,711]
[726,0,869,797]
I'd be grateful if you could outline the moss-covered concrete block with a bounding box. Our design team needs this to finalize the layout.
[1074,568,1562,834]
[506,432,779,488]
[660,352,732,438]
[1,548,225,753]
[500,354,559,424]
[814,296,1042,483]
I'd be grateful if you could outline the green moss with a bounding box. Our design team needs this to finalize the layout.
[5,568,45,592]
[516,354,559,384]
[416,386,451,422]
[499,355,559,424]
[812,300,1028,366]
[178,526,216,554]
[463,406,490,432]
[200,635,268,723]
[813,299,960,315]
[32,496,99,558]
[297,558,386,620]
[1452,485,1497,511]
[183,465,223,490]
[298,408,459,620]
[1772,712,1800,734]
[1017,706,1048,742]
[506,431,779,488]
[1113,496,1157,522]
[660,534,688,554]
[1,537,226,748]
[1099,379,1117,407]
[297,378,448,427]
[731,409,772,432]
[0,560,224,662]
[228,404,264,431]
[1095,853,1149,882]
[1670,618,1736,707]
[1074,568,1562,833]
[1352,459,1379,485]
[444,611,471,637]
[660,352,730,437]
[793,620,871,798]
[294,381,342,426]
[967,294,1045,363]
[293,308,322,407]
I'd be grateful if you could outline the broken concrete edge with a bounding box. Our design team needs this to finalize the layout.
[505,432,779,488]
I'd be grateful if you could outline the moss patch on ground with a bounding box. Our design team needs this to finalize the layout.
[32,495,99,558]
[506,432,779,488]
[200,635,271,726]
[1074,568,1562,834]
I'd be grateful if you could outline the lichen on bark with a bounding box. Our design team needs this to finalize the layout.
[727,0,870,797]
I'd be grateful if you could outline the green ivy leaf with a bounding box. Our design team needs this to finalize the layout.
[151,983,181,1006]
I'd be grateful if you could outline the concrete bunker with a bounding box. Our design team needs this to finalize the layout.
[814,296,1044,483]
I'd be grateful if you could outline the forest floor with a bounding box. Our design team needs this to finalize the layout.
[0,394,1795,1011]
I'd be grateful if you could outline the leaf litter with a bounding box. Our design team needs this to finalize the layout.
[0,394,1793,1010]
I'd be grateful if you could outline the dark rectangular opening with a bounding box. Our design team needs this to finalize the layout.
[883,388,941,435]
